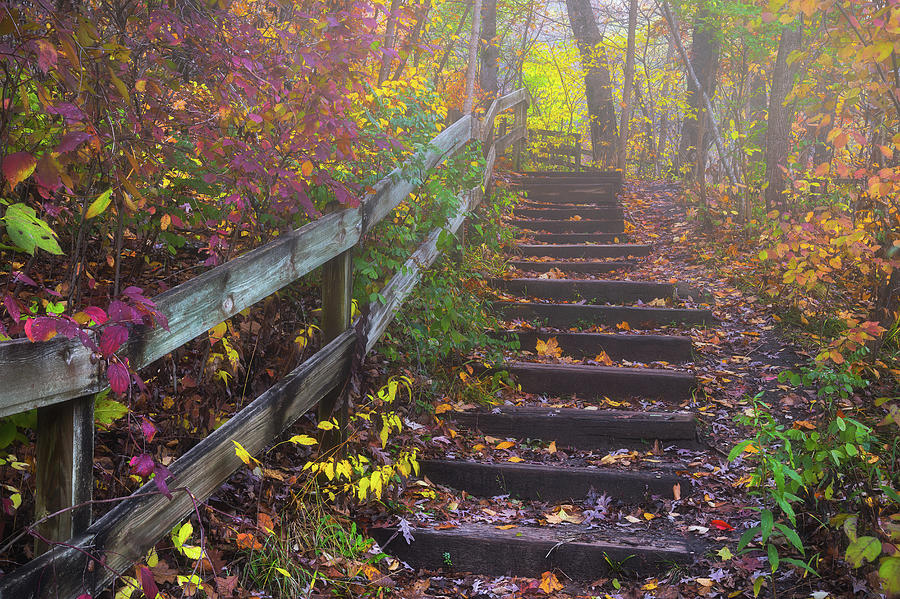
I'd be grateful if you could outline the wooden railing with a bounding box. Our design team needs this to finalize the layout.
[526,128,584,171]
[0,89,529,598]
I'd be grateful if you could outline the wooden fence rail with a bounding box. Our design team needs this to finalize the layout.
[0,88,529,598]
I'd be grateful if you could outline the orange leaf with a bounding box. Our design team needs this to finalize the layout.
[434,403,453,414]
[301,160,314,177]
[495,524,517,530]
[235,532,262,550]
[496,441,515,450]
[539,571,564,593]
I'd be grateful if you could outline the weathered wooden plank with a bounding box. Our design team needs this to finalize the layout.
[318,249,353,448]
[493,301,717,328]
[372,522,696,579]
[34,396,94,552]
[501,361,696,402]
[490,278,708,304]
[450,406,697,449]
[482,89,528,143]
[522,232,630,244]
[492,330,693,362]
[0,208,362,418]
[512,206,624,220]
[508,260,635,274]
[508,219,625,234]
[363,116,473,230]
[421,459,689,501]
[0,330,355,599]
[365,192,472,352]
[514,244,650,258]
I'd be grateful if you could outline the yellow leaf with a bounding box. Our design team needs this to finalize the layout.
[495,524,518,530]
[86,189,113,219]
[160,213,171,231]
[208,321,227,345]
[539,571,564,593]
[616,321,631,331]
[232,440,257,466]
[642,579,659,591]
[535,337,562,358]
[548,441,557,454]
[496,441,515,450]
[434,403,453,414]
[288,434,317,446]
[507,456,524,463]
[317,420,336,431]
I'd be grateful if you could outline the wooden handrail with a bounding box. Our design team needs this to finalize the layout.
[0,88,529,598]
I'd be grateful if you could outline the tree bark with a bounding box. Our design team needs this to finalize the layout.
[378,0,402,86]
[565,0,618,166]
[480,0,499,97]
[657,37,674,172]
[678,2,720,177]
[617,0,638,171]
[463,0,484,115]
[392,1,431,80]
[764,21,803,209]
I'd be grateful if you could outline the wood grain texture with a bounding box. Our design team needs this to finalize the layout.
[507,259,635,275]
[0,330,355,599]
[421,459,689,501]
[372,521,696,579]
[493,301,717,328]
[450,406,697,449]
[491,330,693,362]
[507,218,625,234]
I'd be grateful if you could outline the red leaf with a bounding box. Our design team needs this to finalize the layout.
[129,454,155,477]
[141,418,157,443]
[24,317,57,342]
[82,306,108,325]
[99,325,128,356]
[2,152,37,188]
[710,519,734,531]
[56,131,91,154]
[33,40,58,74]
[3,294,20,322]
[139,565,160,599]
[107,361,130,394]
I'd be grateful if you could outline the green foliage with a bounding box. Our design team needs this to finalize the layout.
[1,203,63,255]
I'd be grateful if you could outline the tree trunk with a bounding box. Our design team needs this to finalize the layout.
[617,0,638,171]
[392,1,431,80]
[463,0,484,115]
[480,0,499,97]
[679,3,720,177]
[565,0,618,166]
[657,38,674,173]
[434,4,471,87]
[764,21,803,210]
[378,0,402,86]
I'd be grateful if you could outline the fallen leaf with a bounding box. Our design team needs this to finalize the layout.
[539,571,564,593]
[496,524,517,530]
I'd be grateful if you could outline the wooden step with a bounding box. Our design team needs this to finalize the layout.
[371,522,695,579]
[493,330,693,362]
[521,170,623,179]
[493,301,717,328]
[519,192,619,205]
[421,459,688,502]
[502,361,695,402]
[509,219,625,234]
[515,244,651,259]
[451,406,697,449]
[513,207,624,220]
[508,260,635,274]
[518,196,620,207]
[523,233,629,244]
[521,183,620,194]
[491,278,705,304]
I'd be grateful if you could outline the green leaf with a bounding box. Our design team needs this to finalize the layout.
[767,542,780,572]
[845,536,881,568]
[94,397,129,427]
[775,522,804,553]
[738,525,760,551]
[0,419,16,449]
[3,203,63,255]
[86,189,113,219]
[843,515,859,543]
[761,509,774,543]
[879,556,900,594]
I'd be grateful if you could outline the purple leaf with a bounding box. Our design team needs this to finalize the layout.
[24,316,57,342]
[3,294,20,322]
[153,463,173,499]
[141,418,157,443]
[139,565,159,599]
[129,454,155,477]
[33,40,57,73]
[107,361,130,394]
[99,325,128,356]
[82,306,108,325]
[13,271,40,288]
[56,131,91,154]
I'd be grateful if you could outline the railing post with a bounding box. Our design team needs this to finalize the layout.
[318,248,352,450]
[515,102,527,171]
[575,133,582,172]
[34,395,94,553]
